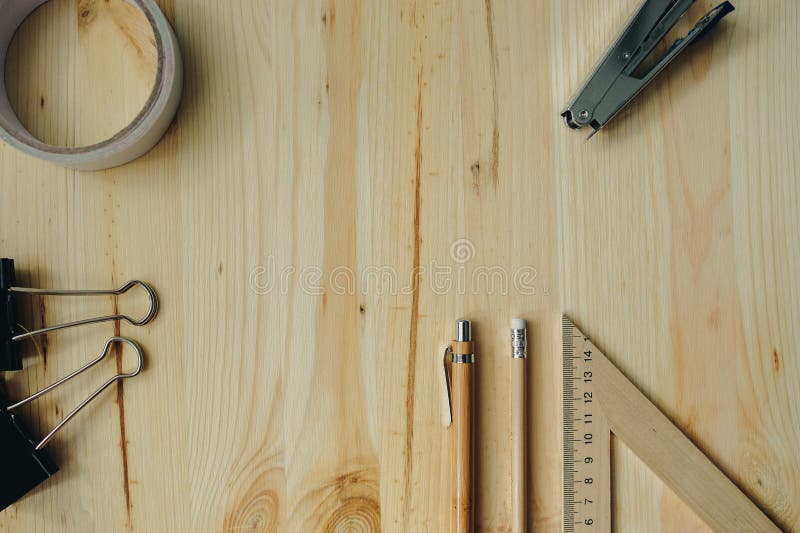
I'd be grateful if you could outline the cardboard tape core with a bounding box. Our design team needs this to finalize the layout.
[0,0,182,171]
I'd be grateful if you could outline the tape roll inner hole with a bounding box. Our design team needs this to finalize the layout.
[0,0,162,153]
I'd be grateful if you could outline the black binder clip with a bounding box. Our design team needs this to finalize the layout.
[0,337,143,511]
[1,258,158,371]
[562,0,735,137]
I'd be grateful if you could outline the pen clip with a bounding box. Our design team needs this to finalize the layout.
[440,345,453,428]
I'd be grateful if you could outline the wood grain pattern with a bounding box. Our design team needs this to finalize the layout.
[0,0,797,531]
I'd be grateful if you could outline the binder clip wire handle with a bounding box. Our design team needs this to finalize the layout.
[5,337,143,450]
[9,280,159,341]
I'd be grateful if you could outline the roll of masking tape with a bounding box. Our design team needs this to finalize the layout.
[0,0,182,171]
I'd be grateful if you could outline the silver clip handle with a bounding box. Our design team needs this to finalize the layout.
[6,337,143,449]
[9,280,158,341]
[440,345,453,427]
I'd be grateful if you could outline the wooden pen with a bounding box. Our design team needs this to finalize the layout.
[450,319,474,533]
[510,318,527,533]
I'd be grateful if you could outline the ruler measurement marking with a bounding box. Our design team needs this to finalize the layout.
[563,317,577,532]
[563,317,600,532]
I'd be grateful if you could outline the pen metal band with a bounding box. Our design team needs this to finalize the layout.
[451,340,475,364]
[0,0,183,171]
[452,353,474,364]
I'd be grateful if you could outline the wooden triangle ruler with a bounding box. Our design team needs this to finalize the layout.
[561,315,780,532]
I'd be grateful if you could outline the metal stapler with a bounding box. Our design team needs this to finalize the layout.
[561,0,735,138]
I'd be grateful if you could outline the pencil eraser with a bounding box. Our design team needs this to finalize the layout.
[511,318,525,330]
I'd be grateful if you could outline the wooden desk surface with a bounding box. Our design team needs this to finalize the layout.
[1,1,797,531]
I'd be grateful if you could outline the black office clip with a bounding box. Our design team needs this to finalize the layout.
[0,258,158,371]
[0,337,143,511]
[562,0,735,137]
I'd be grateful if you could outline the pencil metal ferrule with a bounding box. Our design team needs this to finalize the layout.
[511,327,527,359]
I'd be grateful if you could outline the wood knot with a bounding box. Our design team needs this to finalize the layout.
[224,465,285,533]
[470,161,482,193]
[225,489,280,533]
[741,448,791,520]
[306,467,381,532]
[321,6,335,28]
[322,497,381,532]
[77,0,98,28]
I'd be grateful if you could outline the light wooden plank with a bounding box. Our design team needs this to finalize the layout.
[0,0,796,531]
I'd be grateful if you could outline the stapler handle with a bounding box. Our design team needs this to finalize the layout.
[562,1,735,134]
